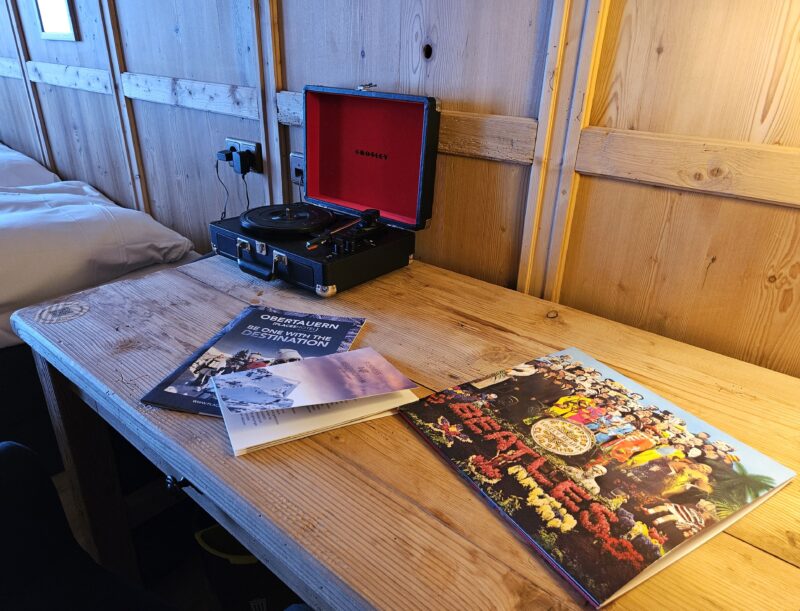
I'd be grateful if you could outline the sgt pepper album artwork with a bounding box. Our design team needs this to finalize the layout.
[400,348,794,607]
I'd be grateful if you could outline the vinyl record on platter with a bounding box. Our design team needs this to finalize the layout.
[240,203,335,236]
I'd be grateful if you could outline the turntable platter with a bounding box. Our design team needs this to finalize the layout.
[240,204,336,236]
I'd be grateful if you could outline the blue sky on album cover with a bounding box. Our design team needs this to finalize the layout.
[557,348,794,482]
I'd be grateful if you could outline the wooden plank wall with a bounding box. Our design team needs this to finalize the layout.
[4,0,796,376]
[1,0,563,285]
[0,2,41,161]
[540,0,800,377]
[12,0,134,207]
[113,0,267,250]
[1,0,272,247]
[276,0,554,287]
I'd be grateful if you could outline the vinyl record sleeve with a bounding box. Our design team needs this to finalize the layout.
[400,348,795,607]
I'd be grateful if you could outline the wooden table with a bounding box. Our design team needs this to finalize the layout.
[11,256,800,610]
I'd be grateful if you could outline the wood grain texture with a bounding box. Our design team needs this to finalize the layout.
[557,0,800,379]
[275,89,302,125]
[33,353,139,580]
[0,0,17,56]
[255,0,290,204]
[591,0,800,146]
[131,100,265,252]
[27,61,112,94]
[561,176,800,377]
[3,0,51,166]
[277,90,538,164]
[414,154,529,286]
[278,0,552,286]
[10,256,800,609]
[437,110,536,164]
[0,75,41,160]
[15,0,111,70]
[114,0,268,248]
[36,84,134,207]
[577,127,800,207]
[114,0,258,87]
[517,0,608,297]
[121,72,258,119]
[0,56,21,78]
[99,0,150,213]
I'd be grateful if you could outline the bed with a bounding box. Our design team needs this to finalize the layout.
[0,142,197,348]
[0,142,198,470]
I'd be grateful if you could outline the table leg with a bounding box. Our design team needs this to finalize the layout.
[32,351,140,581]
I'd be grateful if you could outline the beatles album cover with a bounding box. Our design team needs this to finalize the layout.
[400,348,794,607]
[142,306,364,416]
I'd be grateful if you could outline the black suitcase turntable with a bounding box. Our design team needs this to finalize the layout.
[210,85,440,297]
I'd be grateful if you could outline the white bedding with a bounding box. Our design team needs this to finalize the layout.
[1,181,194,348]
[0,143,59,187]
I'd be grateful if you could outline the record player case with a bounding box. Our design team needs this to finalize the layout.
[209,85,440,296]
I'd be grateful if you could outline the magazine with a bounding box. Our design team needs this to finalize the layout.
[142,306,365,416]
[212,348,417,455]
[400,348,794,607]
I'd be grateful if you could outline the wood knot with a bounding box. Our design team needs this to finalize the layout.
[768,275,777,283]
[708,166,723,178]
[693,171,704,181]
[546,310,558,319]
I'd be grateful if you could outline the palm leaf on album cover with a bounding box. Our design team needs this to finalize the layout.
[710,463,776,517]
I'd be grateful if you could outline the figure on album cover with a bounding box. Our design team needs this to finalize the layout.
[401,349,785,603]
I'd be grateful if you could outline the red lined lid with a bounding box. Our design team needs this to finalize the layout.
[304,87,435,229]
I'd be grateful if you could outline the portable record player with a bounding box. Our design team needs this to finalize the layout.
[209,85,440,296]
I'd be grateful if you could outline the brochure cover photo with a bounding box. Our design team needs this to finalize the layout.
[142,306,364,416]
[400,348,794,607]
[212,348,417,455]
[212,347,416,413]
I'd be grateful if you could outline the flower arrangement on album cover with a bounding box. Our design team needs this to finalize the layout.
[142,306,364,416]
[400,348,794,607]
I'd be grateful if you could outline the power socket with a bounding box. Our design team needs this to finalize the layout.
[289,152,305,185]
[224,137,263,173]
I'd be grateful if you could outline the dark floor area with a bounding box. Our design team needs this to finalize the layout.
[1,344,305,611]
[133,492,304,611]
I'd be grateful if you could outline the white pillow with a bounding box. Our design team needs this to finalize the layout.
[0,181,194,347]
[0,143,60,187]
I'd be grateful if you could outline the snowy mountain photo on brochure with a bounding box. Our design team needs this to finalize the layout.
[212,347,416,413]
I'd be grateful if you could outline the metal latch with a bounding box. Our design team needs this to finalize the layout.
[271,251,288,278]
[236,237,250,258]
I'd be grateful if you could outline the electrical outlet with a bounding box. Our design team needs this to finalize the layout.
[289,152,305,185]
[224,137,263,173]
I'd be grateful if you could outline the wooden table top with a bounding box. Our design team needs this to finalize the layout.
[12,256,800,610]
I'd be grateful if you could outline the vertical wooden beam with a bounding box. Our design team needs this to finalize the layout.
[516,0,609,299]
[4,0,52,168]
[32,352,140,581]
[99,0,150,213]
[253,0,289,205]
[516,0,572,296]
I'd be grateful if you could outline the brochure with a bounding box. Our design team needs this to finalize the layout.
[212,348,417,455]
[142,306,364,416]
